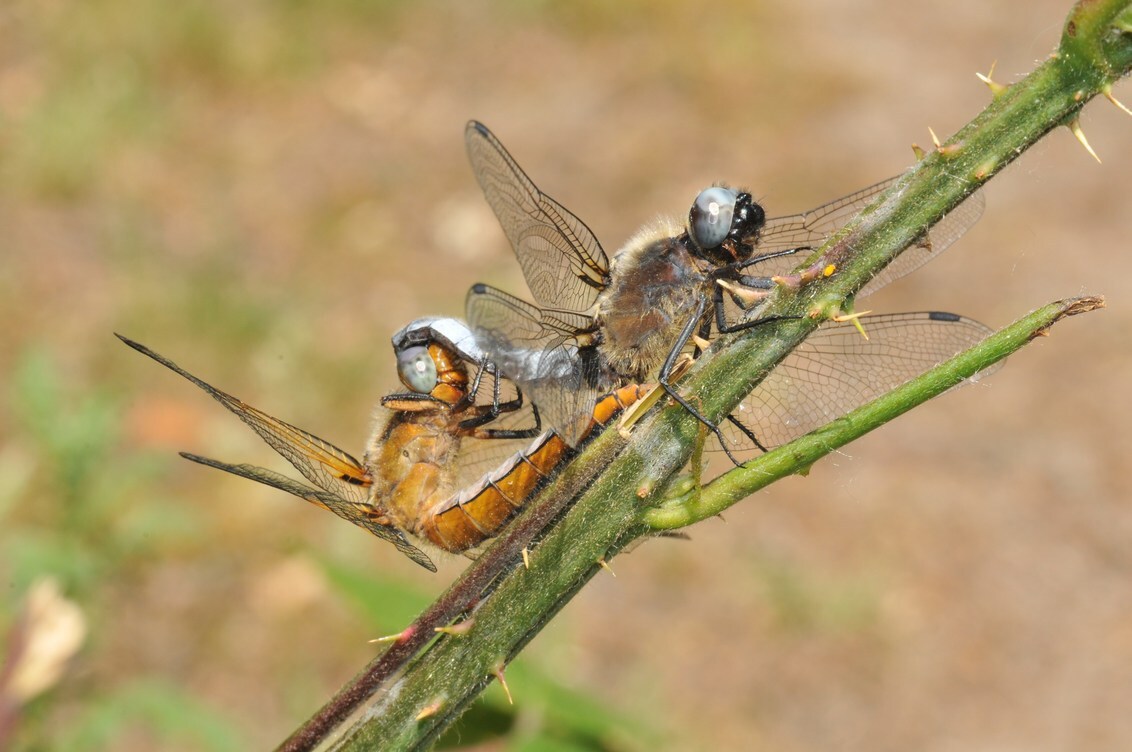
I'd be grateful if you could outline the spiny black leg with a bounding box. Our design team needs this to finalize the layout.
[734,245,813,273]
[456,397,537,433]
[457,411,501,431]
[726,414,769,453]
[467,357,489,403]
[695,300,715,358]
[713,281,731,335]
[474,427,543,440]
[470,403,542,440]
[463,358,528,419]
[657,298,746,467]
[717,313,799,336]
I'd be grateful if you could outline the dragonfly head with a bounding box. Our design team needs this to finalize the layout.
[392,318,475,406]
[687,186,766,265]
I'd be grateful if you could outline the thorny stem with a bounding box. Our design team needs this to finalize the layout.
[644,297,1105,531]
[281,2,1130,749]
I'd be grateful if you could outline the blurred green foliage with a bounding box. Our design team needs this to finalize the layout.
[55,680,245,752]
[4,348,196,594]
[2,348,242,748]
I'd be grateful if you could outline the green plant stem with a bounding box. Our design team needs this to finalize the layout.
[283,3,1130,749]
[644,297,1105,531]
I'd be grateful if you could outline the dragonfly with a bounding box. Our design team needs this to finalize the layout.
[464,121,987,461]
[118,319,646,571]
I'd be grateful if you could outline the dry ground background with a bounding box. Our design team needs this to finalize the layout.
[2,0,1130,750]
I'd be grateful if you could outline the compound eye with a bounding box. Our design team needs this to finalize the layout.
[397,345,437,393]
[689,186,739,251]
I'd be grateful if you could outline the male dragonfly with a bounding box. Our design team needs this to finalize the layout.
[464,121,987,461]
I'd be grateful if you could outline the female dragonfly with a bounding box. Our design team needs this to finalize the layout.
[119,319,645,570]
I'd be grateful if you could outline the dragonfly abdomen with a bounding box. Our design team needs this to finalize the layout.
[422,384,647,554]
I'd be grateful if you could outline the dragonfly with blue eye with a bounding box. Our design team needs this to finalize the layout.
[118,319,647,571]
[463,121,989,462]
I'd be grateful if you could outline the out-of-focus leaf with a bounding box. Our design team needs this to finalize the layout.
[508,733,605,752]
[56,678,246,751]
[435,702,514,749]
[315,555,432,633]
[0,446,35,521]
[5,531,103,595]
[502,660,657,749]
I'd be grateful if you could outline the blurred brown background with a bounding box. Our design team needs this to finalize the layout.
[2,0,1130,749]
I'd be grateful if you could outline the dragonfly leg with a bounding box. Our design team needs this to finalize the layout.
[457,361,542,437]
[726,414,769,453]
[657,298,747,467]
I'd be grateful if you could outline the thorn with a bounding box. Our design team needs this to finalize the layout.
[369,625,415,644]
[670,354,694,381]
[938,140,964,158]
[975,61,1007,96]
[769,274,801,290]
[416,699,443,721]
[493,665,513,705]
[716,278,769,306]
[521,547,530,569]
[597,558,617,577]
[775,262,829,292]
[434,619,474,637]
[973,158,997,181]
[1103,85,1132,117]
[1067,117,1101,163]
[691,334,711,351]
[832,310,874,340]
[928,126,942,149]
[911,143,926,160]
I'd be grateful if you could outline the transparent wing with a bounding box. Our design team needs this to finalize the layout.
[715,311,1001,459]
[118,334,370,504]
[466,120,610,312]
[449,435,537,494]
[450,363,547,491]
[740,177,985,297]
[466,283,605,445]
[180,453,436,572]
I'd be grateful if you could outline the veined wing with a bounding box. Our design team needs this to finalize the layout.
[117,334,370,504]
[180,453,436,572]
[466,283,606,445]
[451,366,548,492]
[741,177,985,298]
[466,120,610,312]
[717,311,1001,459]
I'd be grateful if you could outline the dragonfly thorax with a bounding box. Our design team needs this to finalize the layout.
[596,229,710,380]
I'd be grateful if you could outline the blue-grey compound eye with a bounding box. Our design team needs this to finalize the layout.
[397,345,437,393]
[689,186,739,251]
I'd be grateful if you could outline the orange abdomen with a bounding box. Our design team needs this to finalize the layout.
[421,384,647,553]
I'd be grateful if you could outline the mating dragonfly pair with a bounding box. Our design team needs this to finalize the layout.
[122,122,993,571]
